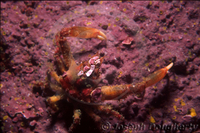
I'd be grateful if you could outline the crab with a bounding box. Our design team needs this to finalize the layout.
[33,26,173,132]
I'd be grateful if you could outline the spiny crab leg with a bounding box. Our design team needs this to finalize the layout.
[69,109,82,132]
[92,63,173,101]
[46,95,62,111]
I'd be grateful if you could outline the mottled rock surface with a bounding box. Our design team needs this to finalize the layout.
[1,1,200,133]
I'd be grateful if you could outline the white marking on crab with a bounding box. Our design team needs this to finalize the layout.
[85,65,95,77]
[77,70,84,76]
[95,59,101,64]
[89,56,99,65]
[83,65,90,72]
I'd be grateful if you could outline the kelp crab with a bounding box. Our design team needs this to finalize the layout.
[33,26,173,132]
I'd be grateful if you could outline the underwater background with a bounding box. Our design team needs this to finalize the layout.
[1,1,200,133]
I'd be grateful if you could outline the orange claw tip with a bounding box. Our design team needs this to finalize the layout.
[96,31,107,40]
[166,62,173,71]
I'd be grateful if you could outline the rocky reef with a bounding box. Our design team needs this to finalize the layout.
[1,1,200,133]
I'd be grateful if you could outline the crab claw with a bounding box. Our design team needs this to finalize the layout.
[67,27,107,40]
[95,63,174,101]
[144,62,173,87]
[94,30,107,40]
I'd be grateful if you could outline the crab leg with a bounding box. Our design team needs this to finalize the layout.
[54,55,67,73]
[99,63,173,101]
[55,32,74,68]
[69,109,82,132]
[46,95,62,111]
[49,70,61,84]
[97,105,124,120]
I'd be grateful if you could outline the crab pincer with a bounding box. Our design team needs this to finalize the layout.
[60,26,107,40]
[94,63,173,101]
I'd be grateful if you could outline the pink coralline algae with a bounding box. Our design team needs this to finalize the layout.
[1,1,200,133]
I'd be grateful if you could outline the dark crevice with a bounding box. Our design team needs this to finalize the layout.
[148,75,171,108]
[0,33,12,73]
